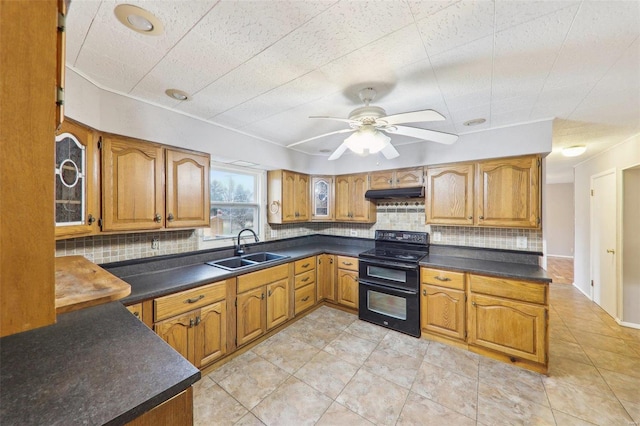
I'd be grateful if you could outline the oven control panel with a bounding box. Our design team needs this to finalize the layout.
[375,230,429,245]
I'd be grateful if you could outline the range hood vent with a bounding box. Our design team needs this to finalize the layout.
[364,186,425,199]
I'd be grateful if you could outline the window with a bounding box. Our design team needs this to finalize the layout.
[201,164,263,244]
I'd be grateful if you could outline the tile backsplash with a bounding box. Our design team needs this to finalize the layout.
[56,200,542,264]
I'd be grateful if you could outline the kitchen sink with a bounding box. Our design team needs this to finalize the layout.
[206,252,289,271]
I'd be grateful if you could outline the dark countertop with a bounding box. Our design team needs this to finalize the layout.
[0,302,200,425]
[116,238,549,304]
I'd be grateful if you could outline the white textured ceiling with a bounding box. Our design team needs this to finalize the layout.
[67,0,640,182]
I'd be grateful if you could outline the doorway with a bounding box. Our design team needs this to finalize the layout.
[622,165,640,327]
[590,170,617,319]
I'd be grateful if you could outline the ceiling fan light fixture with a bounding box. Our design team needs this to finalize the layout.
[344,127,390,155]
[114,4,164,35]
[562,145,587,157]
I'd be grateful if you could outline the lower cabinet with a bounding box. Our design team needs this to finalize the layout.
[294,256,317,315]
[337,268,359,309]
[420,285,466,341]
[236,264,290,347]
[126,387,193,426]
[317,254,335,302]
[126,303,143,321]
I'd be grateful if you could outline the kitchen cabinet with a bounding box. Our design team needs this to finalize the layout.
[294,257,316,315]
[126,387,193,426]
[101,134,211,232]
[420,268,466,341]
[425,155,541,229]
[370,167,424,189]
[55,119,100,239]
[153,281,227,368]
[267,170,309,223]
[236,264,289,346]
[336,256,359,309]
[425,164,474,226]
[126,303,143,321]
[310,176,334,221]
[468,274,548,369]
[335,174,376,223]
[317,254,336,302]
[1,0,59,337]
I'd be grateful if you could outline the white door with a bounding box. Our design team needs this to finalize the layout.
[591,171,617,318]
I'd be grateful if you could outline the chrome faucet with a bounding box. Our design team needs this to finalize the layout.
[235,228,259,255]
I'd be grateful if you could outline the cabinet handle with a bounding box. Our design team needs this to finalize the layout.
[261,293,265,300]
[301,296,310,302]
[353,276,358,282]
[343,262,353,266]
[302,263,310,268]
[388,179,392,184]
[479,216,484,220]
[154,213,162,222]
[189,318,195,327]
[318,259,322,264]
[301,277,310,282]
[422,289,426,296]
[606,249,615,254]
[268,289,272,297]
[133,311,140,318]
[435,276,451,282]
[467,216,473,220]
[471,301,476,306]
[167,213,174,222]
[195,316,201,326]
[88,214,96,225]
[185,295,204,304]
[330,258,333,264]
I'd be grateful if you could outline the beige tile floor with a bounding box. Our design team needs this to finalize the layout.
[194,284,640,425]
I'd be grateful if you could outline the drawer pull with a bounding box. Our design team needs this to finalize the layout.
[471,301,476,306]
[195,316,201,326]
[185,295,205,304]
[343,262,353,266]
[302,263,310,268]
[435,276,451,282]
[301,296,310,302]
[133,311,140,318]
[189,318,195,327]
[301,277,310,282]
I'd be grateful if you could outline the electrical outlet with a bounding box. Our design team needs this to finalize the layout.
[516,236,527,249]
[270,230,277,238]
[350,230,358,237]
[432,232,442,242]
[151,237,159,250]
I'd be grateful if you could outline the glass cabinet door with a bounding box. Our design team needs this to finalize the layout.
[311,176,334,221]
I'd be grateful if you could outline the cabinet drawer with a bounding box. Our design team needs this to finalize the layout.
[154,281,225,322]
[295,270,315,289]
[337,256,358,271]
[126,303,143,321]
[469,274,547,305]
[421,268,465,290]
[294,257,316,274]
[237,264,289,293]
[295,283,316,315]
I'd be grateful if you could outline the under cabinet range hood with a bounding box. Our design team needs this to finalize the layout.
[364,186,425,199]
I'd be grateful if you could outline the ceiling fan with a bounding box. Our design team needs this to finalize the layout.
[287,88,458,160]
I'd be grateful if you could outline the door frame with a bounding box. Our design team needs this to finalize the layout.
[589,168,617,318]
[619,163,640,328]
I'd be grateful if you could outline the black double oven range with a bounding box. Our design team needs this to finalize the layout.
[358,230,429,337]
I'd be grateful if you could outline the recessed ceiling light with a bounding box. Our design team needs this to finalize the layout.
[463,118,486,126]
[114,4,164,35]
[562,145,587,157]
[165,89,190,101]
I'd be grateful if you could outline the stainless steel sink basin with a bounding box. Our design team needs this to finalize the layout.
[206,252,289,271]
[242,252,288,263]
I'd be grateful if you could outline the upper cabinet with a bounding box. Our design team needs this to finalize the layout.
[55,120,100,239]
[426,155,541,229]
[370,167,424,190]
[267,170,309,224]
[101,134,210,232]
[335,173,376,223]
[310,176,334,221]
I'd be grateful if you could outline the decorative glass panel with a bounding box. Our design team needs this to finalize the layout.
[55,133,85,226]
[313,179,330,217]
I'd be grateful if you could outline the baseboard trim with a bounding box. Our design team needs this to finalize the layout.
[617,319,640,330]
[547,255,574,259]
[572,282,592,299]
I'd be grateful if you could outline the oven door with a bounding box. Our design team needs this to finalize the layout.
[358,258,419,292]
[358,280,420,337]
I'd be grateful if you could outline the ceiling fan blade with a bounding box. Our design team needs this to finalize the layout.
[328,142,349,161]
[287,128,356,148]
[310,116,360,125]
[386,125,458,145]
[380,143,399,159]
[379,109,445,125]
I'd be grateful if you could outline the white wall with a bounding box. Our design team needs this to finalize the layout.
[623,167,640,325]
[574,136,640,297]
[65,69,552,175]
[545,183,575,257]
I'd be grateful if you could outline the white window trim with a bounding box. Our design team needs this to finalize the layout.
[197,162,266,251]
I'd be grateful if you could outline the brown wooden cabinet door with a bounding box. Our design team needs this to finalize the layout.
[165,149,210,228]
[337,269,359,309]
[281,171,297,221]
[102,136,164,231]
[155,311,195,364]
[468,293,547,363]
[295,173,310,221]
[317,255,336,301]
[476,156,540,228]
[236,287,265,346]
[426,164,474,225]
[266,278,289,330]
[335,175,351,221]
[369,171,394,189]
[196,301,226,368]
[350,174,372,222]
[396,167,424,188]
[421,284,466,340]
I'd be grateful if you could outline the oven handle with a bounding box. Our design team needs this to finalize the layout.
[359,258,419,270]
[359,279,418,295]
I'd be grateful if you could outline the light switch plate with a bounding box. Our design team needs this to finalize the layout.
[350,230,358,237]
[151,237,159,250]
[517,236,527,248]
[270,230,277,238]
[433,232,442,242]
